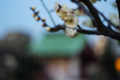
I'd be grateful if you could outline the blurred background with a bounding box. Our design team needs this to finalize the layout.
[0,0,120,80]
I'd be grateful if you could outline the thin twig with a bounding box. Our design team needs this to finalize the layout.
[30,7,48,27]
[96,9,120,29]
[30,7,65,31]
[40,0,56,26]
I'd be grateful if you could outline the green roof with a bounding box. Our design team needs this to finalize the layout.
[29,33,86,57]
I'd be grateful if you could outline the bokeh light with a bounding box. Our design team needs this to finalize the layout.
[115,57,120,72]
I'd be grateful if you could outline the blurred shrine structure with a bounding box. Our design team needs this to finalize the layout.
[0,32,101,80]
[29,33,100,80]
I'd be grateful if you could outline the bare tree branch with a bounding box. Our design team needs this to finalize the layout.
[82,0,106,31]
[30,0,120,41]
[71,0,97,27]
[47,24,120,40]
[116,0,120,19]
[50,25,65,32]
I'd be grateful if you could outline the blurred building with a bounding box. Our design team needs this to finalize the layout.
[0,32,101,80]
[29,33,99,80]
[0,32,41,80]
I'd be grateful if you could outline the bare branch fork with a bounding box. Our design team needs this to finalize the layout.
[30,0,120,41]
